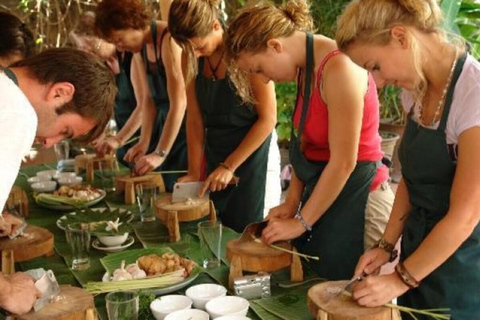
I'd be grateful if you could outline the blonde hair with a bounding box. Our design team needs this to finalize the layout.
[226,0,315,102]
[168,0,222,84]
[335,0,457,103]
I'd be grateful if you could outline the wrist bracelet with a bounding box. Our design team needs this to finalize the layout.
[373,238,398,263]
[219,162,234,173]
[395,262,420,289]
[294,210,312,232]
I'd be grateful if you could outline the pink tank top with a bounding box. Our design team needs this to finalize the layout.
[293,50,389,190]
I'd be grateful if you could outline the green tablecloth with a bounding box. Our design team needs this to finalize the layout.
[12,164,319,320]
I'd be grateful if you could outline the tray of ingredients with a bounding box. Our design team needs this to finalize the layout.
[85,247,201,295]
[34,185,106,210]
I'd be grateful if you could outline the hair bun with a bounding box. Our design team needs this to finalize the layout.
[399,0,441,27]
[281,0,314,32]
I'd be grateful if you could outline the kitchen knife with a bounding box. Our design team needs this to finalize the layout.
[238,220,269,243]
[171,182,209,203]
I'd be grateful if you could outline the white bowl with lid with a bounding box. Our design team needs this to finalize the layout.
[205,296,249,319]
[185,284,227,310]
[31,181,57,193]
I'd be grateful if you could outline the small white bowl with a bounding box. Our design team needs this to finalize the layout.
[150,295,193,320]
[216,316,251,320]
[27,176,51,185]
[164,309,209,320]
[97,232,129,247]
[53,172,77,180]
[57,176,83,186]
[31,181,57,193]
[185,284,227,310]
[206,296,249,319]
[36,170,58,180]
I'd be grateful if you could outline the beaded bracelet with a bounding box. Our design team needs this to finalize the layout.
[373,238,398,263]
[395,262,420,289]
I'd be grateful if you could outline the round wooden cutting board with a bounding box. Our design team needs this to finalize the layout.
[0,225,53,262]
[156,194,210,222]
[16,285,95,320]
[307,281,401,320]
[226,239,293,272]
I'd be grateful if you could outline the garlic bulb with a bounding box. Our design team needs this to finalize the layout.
[112,260,132,281]
[126,262,147,279]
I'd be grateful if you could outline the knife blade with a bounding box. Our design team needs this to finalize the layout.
[328,272,367,301]
[238,220,268,243]
[171,182,209,203]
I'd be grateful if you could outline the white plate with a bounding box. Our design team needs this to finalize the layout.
[92,236,135,252]
[36,189,107,211]
[56,207,132,230]
[101,270,200,295]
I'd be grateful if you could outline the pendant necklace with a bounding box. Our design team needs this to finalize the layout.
[206,50,224,81]
[418,48,458,127]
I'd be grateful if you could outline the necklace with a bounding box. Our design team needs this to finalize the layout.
[419,48,458,127]
[206,50,224,81]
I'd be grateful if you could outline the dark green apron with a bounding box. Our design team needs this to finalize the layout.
[1,67,18,85]
[290,33,378,280]
[398,54,480,320]
[195,58,271,233]
[113,51,140,167]
[142,20,187,191]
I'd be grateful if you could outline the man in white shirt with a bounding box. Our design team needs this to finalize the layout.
[0,48,116,315]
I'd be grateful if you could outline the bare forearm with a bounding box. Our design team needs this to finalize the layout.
[404,212,476,282]
[223,119,274,171]
[139,99,157,146]
[301,160,354,226]
[285,171,304,206]
[382,178,412,245]
[186,118,204,177]
[116,107,143,144]
[154,105,186,153]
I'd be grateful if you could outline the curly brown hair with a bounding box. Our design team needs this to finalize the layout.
[95,0,152,39]
[11,48,117,143]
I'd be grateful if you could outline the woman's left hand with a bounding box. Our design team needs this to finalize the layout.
[262,218,305,245]
[199,167,234,196]
[352,273,409,307]
[135,153,165,176]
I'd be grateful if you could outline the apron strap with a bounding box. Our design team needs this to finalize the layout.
[296,32,314,138]
[142,20,161,70]
[0,67,19,86]
[438,52,467,131]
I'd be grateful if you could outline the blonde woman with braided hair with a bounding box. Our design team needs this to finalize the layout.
[225,0,393,281]
[337,0,480,317]
[168,0,279,232]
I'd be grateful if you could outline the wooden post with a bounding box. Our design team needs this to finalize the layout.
[290,247,304,282]
[167,211,181,242]
[2,250,14,275]
[125,181,135,204]
[209,200,217,223]
[86,159,94,182]
[229,255,243,290]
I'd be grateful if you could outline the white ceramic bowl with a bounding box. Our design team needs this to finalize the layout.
[205,296,249,319]
[27,176,51,185]
[97,232,129,247]
[150,295,193,320]
[185,284,227,310]
[36,170,58,180]
[216,316,251,320]
[31,181,57,193]
[57,176,83,186]
[164,309,209,320]
[53,172,77,180]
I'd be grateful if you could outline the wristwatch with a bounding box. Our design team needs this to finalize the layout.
[154,149,167,157]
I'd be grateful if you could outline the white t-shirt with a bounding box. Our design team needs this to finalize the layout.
[401,54,480,144]
[0,72,37,211]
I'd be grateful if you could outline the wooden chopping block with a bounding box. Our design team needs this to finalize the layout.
[226,239,302,289]
[307,281,401,320]
[0,226,54,266]
[6,186,29,217]
[155,194,216,242]
[14,285,96,320]
[74,154,116,182]
[115,174,165,204]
